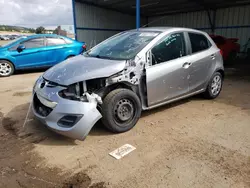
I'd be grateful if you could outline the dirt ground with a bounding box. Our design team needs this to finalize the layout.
[0,63,250,188]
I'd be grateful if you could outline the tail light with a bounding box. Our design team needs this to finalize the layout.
[220,50,223,56]
[82,44,87,51]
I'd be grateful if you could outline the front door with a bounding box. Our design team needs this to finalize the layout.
[146,32,190,107]
[10,37,48,68]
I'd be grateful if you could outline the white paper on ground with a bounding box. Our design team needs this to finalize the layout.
[109,144,136,160]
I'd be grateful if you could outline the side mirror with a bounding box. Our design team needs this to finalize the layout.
[17,45,25,52]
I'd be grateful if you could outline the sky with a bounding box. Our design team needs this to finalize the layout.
[0,0,73,28]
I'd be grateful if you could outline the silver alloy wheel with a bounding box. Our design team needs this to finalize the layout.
[211,75,222,96]
[0,62,12,76]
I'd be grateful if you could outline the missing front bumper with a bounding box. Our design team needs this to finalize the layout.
[32,92,102,140]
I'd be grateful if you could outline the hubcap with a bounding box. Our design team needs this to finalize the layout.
[211,75,222,95]
[114,99,134,122]
[0,63,11,76]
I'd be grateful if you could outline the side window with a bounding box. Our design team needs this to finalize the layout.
[188,33,211,53]
[151,33,186,65]
[21,38,45,49]
[46,37,66,46]
[64,38,73,44]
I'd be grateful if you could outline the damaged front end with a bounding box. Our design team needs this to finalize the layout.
[32,77,105,140]
[32,57,144,140]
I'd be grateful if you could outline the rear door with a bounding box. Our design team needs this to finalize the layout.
[186,32,217,92]
[44,37,68,65]
[146,32,190,106]
[10,37,48,68]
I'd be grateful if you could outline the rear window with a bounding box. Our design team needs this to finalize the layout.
[46,37,66,46]
[188,33,211,53]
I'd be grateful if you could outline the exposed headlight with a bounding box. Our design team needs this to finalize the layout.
[33,75,43,92]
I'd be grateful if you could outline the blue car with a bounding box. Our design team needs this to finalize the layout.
[0,34,86,77]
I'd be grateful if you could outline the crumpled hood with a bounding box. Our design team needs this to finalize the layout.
[43,55,126,85]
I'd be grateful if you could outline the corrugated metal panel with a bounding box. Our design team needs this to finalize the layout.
[148,5,250,48]
[215,5,250,48]
[76,30,118,48]
[75,2,138,29]
[148,11,210,29]
[75,2,250,49]
[75,2,146,46]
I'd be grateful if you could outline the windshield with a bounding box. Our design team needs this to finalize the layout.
[1,37,24,48]
[86,31,160,60]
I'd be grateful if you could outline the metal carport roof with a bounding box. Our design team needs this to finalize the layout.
[73,0,250,41]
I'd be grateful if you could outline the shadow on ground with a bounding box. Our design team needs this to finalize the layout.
[15,68,47,75]
[1,98,195,145]
[1,103,76,145]
[218,61,250,111]
[2,61,250,145]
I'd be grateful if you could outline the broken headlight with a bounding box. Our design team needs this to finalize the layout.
[59,79,106,102]
[58,83,85,101]
[33,75,43,92]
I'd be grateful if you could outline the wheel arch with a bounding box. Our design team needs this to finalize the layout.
[99,82,140,102]
[217,69,225,80]
[107,82,139,95]
[0,59,15,69]
[65,55,75,60]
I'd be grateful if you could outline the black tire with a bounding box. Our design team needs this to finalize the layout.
[203,72,223,99]
[66,55,75,60]
[0,60,14,77]
[102,88,142,133]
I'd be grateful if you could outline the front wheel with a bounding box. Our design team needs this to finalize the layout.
[102,89,142,133]
[203,72,223,99]
[0,60,14,77]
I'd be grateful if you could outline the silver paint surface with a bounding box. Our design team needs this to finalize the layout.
[32,27,224,140]
[33,77,102,140]
[43,55,126,85]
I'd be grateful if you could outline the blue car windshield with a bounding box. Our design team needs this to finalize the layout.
[1,37,25,48]
[86,31,160,60]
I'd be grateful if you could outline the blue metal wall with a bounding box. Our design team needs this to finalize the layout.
[74,1,146,47]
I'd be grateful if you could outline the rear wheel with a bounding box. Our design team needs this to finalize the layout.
[102,89,142,133]
[204,72,223,99]
[0,60,14,77]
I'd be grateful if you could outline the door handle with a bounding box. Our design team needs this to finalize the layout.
[182,62,192,69]
[211,54,216,60]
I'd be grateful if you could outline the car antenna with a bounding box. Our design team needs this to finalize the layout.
[141,15,170,28]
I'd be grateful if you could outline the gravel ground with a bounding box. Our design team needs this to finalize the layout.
[0,63,250,188]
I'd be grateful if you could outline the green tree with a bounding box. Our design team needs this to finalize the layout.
[35,26,45,34]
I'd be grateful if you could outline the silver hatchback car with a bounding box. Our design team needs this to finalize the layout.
[32,27,224,140]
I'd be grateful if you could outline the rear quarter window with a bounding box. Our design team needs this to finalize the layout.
[64,38,73,44]
[46,38,66,46]
[188,33,211,53]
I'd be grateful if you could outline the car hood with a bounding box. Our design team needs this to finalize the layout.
[43,55,126,85]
